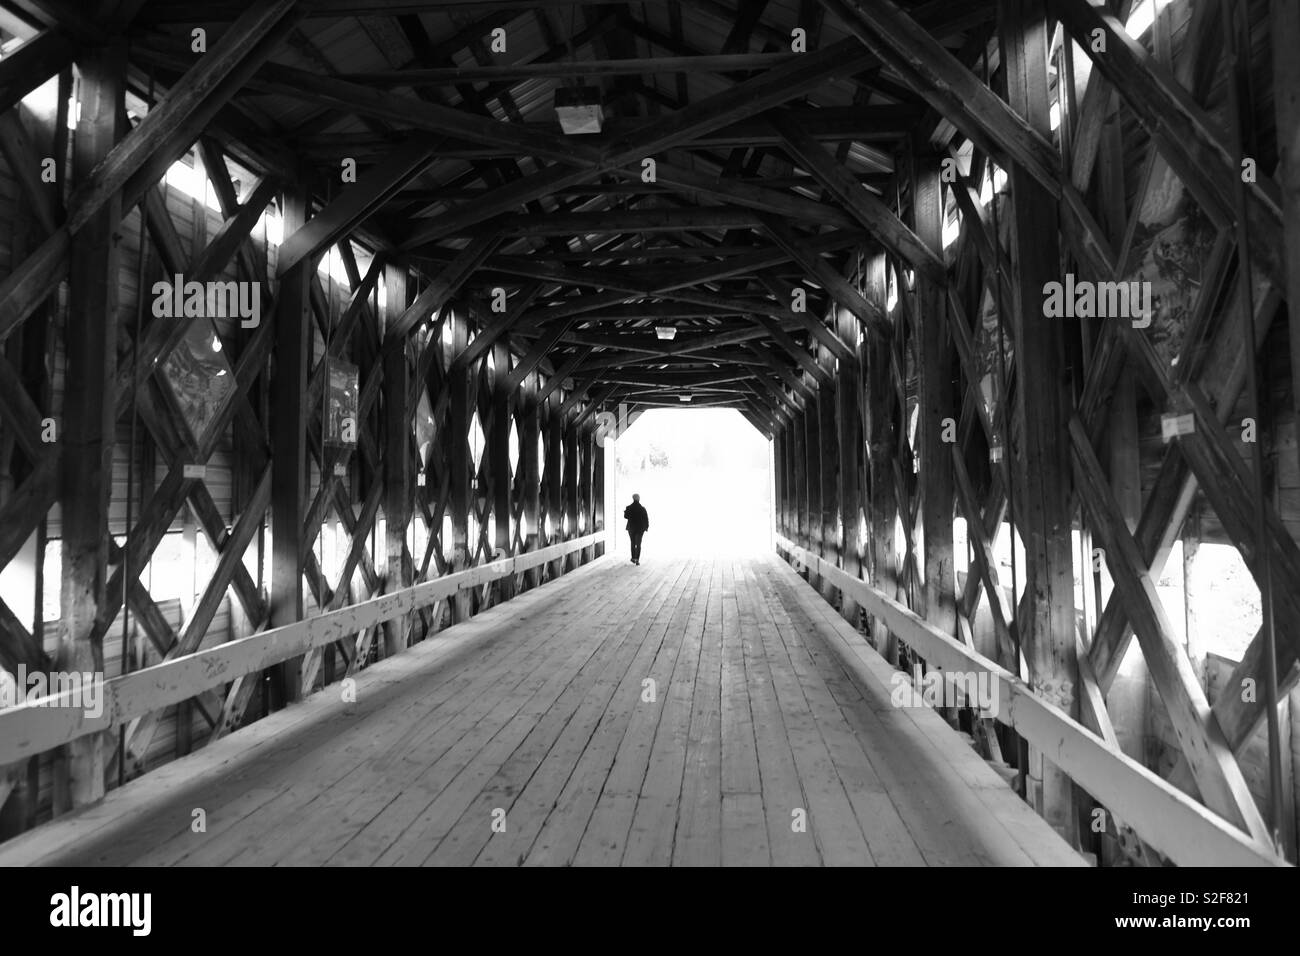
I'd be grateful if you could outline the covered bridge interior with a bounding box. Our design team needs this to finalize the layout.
[0,0,1297,868]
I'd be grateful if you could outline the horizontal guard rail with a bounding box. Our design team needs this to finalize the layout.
[774,534,1287,867]
[0,532,604,767]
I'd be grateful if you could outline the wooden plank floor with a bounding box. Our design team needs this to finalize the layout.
[0,553,1083,867]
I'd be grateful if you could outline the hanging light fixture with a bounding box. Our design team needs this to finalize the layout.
[655,326,677,340]
[554,86,604,134]
[554,15,603,134]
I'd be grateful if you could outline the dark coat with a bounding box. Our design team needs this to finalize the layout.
[623,501,649,533]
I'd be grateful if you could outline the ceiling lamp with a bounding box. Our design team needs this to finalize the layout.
[655,326,677,340]
[554,86,604,135]
[679,394,692,402]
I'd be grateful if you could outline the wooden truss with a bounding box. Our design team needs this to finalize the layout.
[0,0,1294,866]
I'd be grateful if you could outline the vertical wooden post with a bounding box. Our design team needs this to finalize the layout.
[545,394,563,578]
[580,426,595,564]
[593,424,606,558]
[448,305,473,622]
[774,432,787,538]
[913,152,958,639]
[865,253,898,655]
[57,39,126,808]
[562,415,578,570]
[786,418,797,547]
[816,341,839,601]
[803,398,821,588]
[1274,0,1300,482]
[790,416,800,548]
[382,260,411,656]
[836,305,864,623]
[792,405,807,556]
[1000,0,1080,846]
[520,373,542,588]
[490,340,514,598]
[271,182,311,704]
[776,428,787,538]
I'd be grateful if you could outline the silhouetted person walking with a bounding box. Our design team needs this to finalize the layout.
[624,494,649,565]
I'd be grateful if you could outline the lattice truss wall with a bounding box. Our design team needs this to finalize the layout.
[0,29,607,831]
[773,0,1300,864]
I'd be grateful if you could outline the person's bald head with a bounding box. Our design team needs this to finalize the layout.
[633,494,640,502]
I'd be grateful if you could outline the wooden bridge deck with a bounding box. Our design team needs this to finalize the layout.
[0,554,1083,867]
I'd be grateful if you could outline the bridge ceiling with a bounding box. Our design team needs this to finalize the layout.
[45,0,1023,431]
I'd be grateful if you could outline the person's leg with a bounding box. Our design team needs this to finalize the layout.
[631,532,642,563]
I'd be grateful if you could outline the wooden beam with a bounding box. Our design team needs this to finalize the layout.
[1275,0,1300,485]
[495,206,776,236]
[277,135,441,275]
[819,0,1061,197]
[490,339,514,596]
[562,418,579,569]
[448,307,473,621]
[303,108,913,160]
[636,159,859,229]
[401,37,878,248]
[912,154,956,639]
[504,319,575,392]
[543,395,563,577]
[769,112,945,283]
[0,0,301,341]
[390,230,501,341]
[647,231,866,294]
[746,344,816,401]
[753,315,831,386]
[54,39,125,808]
[258,61,597,168]
[0,29,74,117]
[5,0,100,40]
[122,464,272,771]
[519,373,542,588]
[815,343,838,600]
[453,283,542,372]
[345,52,803,84]
[1000,0,1078,846]
[952,449,1017,668]
[760,216,889,338]
[189,174,281,281]
[72,1,298,234]
[1049,0,1283,282]
[270,184,312,705]
[1069,416,1272,842]
[141,0,646,22]
[383,260,412,656]
[536,347,593,405]
[0,110,61,236]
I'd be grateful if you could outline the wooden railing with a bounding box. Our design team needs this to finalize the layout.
[0,532,604,767]
[774,534,1286,867]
